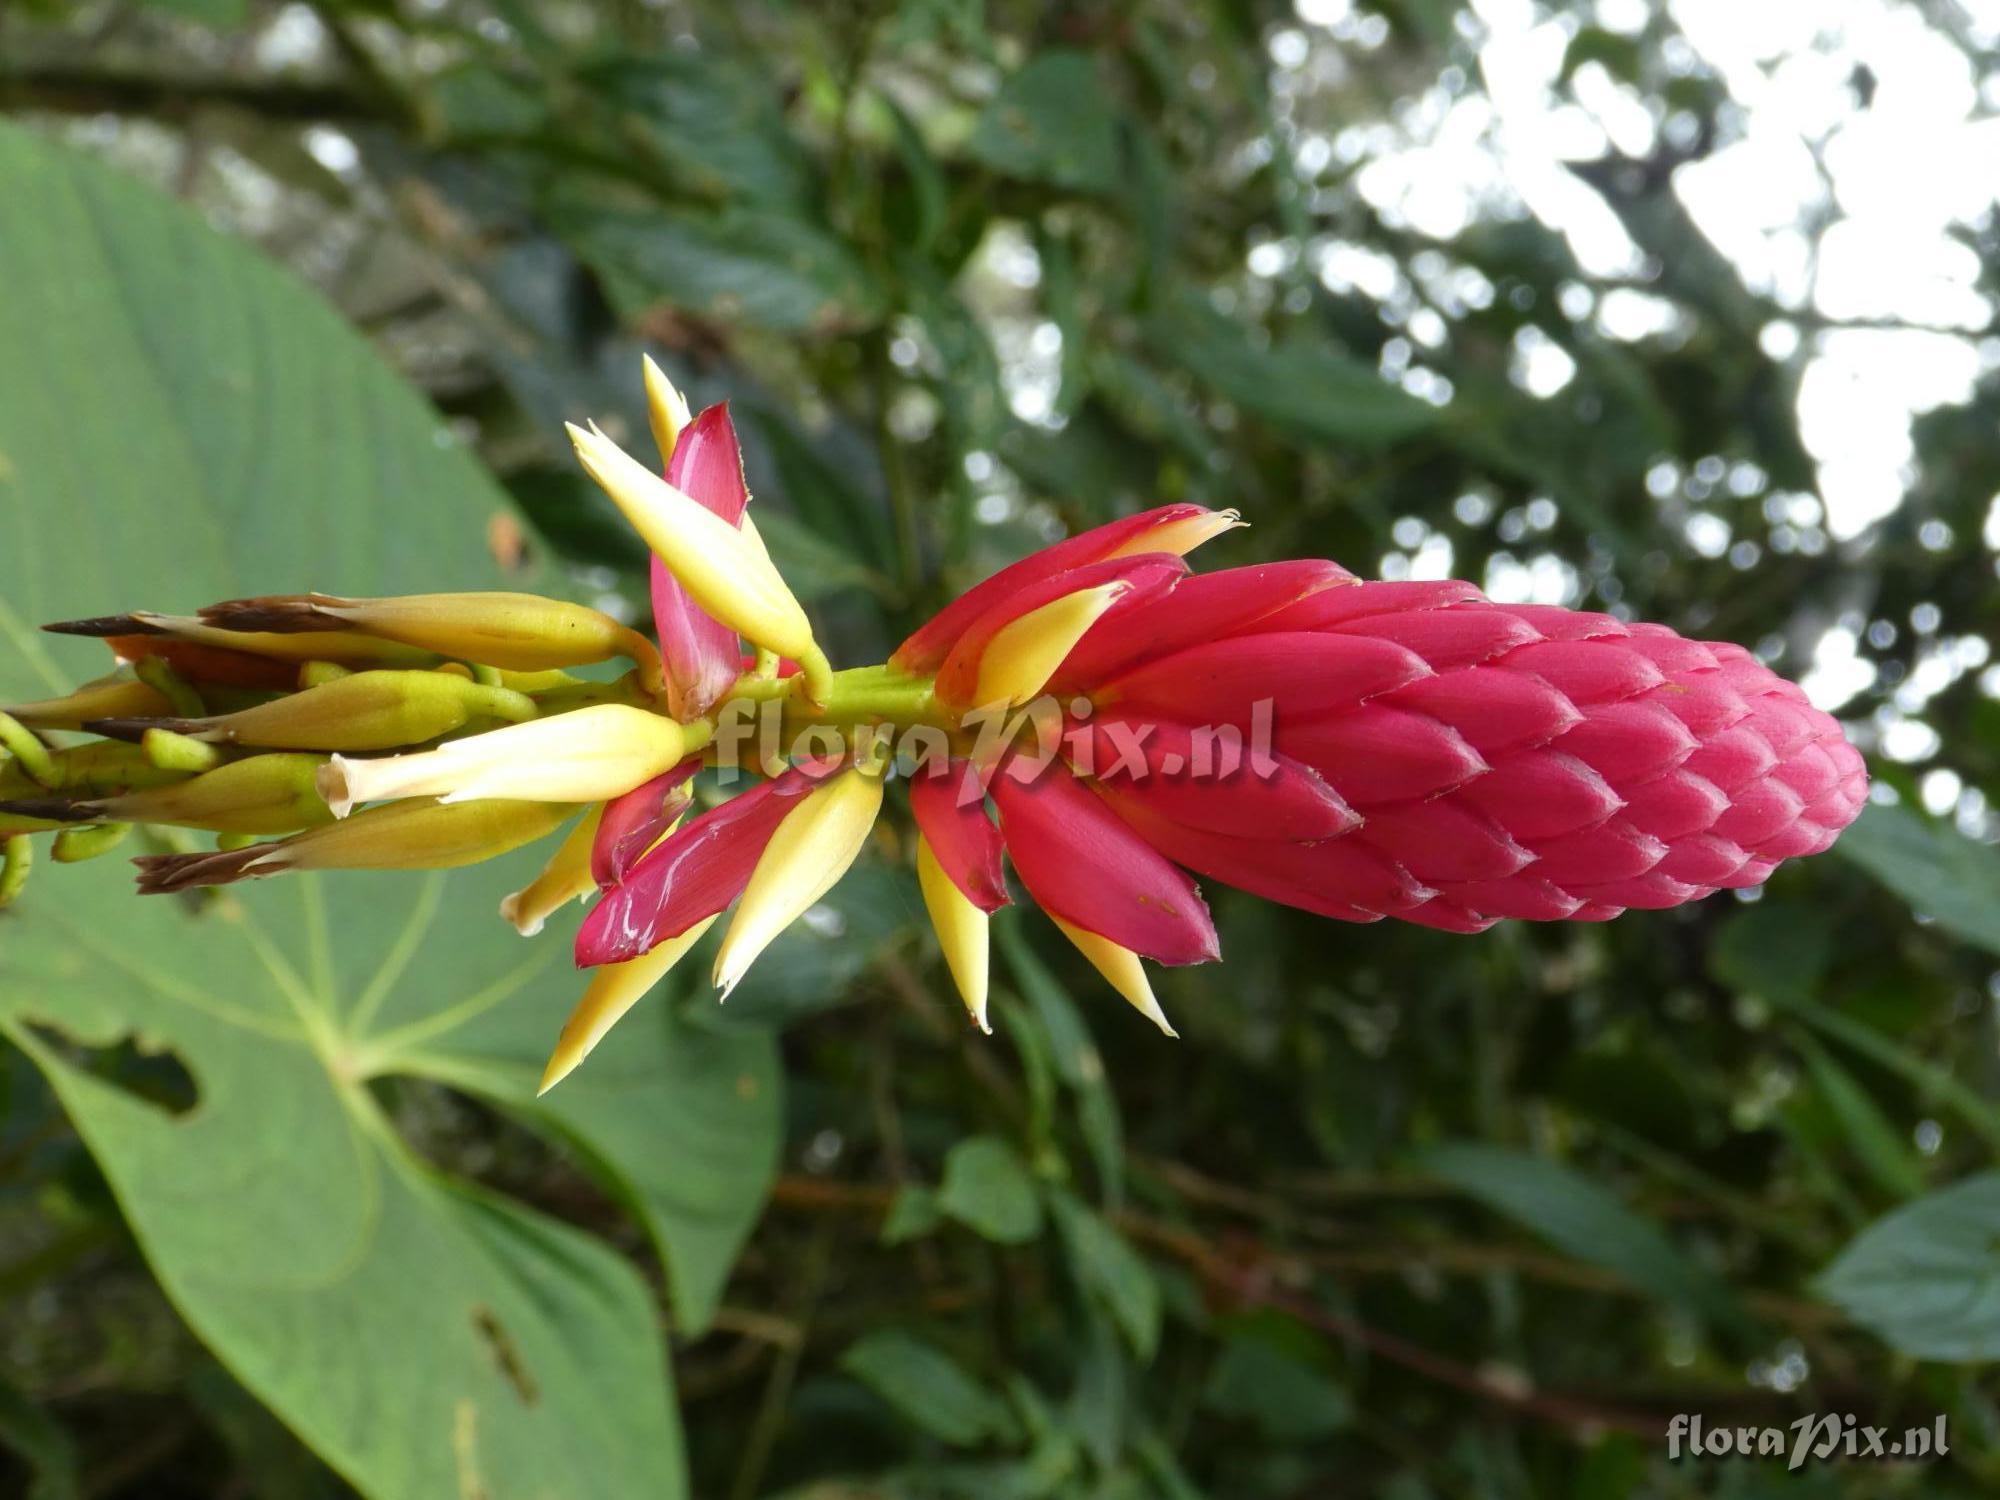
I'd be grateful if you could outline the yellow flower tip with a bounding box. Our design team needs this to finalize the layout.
[916,835,991,1032]
[973,581,1129,710]
[711,768,884,996]
[538,916,715,1093]
[1107,508,1245,560]
[642,354,693,465]
[567,421,819,665]
[1053,917,1178,1037]
[500,803,603,936]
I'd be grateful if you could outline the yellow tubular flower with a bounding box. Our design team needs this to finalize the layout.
[1052,918,1178,1038]
[500,803,604,936]
[318,704,693,818]
[712,767,885,998]
[133,798,575,893]
[1103,507,1243,559]
[538,916,718,1095]
[565,422,820,670]
[916,834,990,1032]
[642,353,693,463]
[973,581,1130,710]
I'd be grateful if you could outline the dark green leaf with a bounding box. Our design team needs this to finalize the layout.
[1049,1191,1160,1359]
[967,52,1122,195]
[1818,1173,2000,1360]
[1837,802,2000,956]
[1148,293,1438,448]
[1417,1143,1744,1329]
[556,203,882,333]
[938,1135,1043,1244]
[841,1331,1018,1447]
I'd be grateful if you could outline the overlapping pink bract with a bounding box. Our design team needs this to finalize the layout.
[580,402,1865,976]
[901,513,1867,961]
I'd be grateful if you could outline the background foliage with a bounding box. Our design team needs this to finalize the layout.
[2,0,1999,1495]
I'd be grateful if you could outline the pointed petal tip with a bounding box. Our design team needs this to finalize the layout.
[534,1059,569,1097]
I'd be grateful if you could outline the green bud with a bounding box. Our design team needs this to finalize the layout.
[133,655,206,718]
[298,661,353,688]
[0,713,57,788]
[134,797,574,892]
[196,591,655,675]
[52,822,132,863]
[60,753,332,835]
[4,672,171,731]
[95,669,540,752]
[0,835,29,908]
[143,728,223,773]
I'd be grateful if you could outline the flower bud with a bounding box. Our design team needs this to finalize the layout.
[52,822,132,863]
[198,592,656,676]
[5,673,170,730]
[7,753,332,836]
[566,422,823,680]
[95,670,537,752]
[318,704,693,817]
[46,612,435,668]
[133,797,574,892]
[0,835,30,908]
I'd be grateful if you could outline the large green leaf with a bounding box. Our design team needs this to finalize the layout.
[1,859,707,1499]
[0,124,779,1496]
[1836,802,2000,956]
[1818,1173,2000,1360]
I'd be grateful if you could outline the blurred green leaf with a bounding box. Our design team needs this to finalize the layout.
[1818,1172,2000,1360]
[841,1331,1019,1447]
[881,1183,944,1245]
[1836,802,2000,956]
[1048,1191,1160,1359]
[938,1135,1043,1244]
[1794,1033,1925,1201]
[967,52,1122,194]
[1148,293,1439,448]
[131,0,248,23]
[1201,1324,1351,1442]
[0,1374,79,1500]
[997,921,1123,1202]
[556,202,882,333]
[1709,902,1835,1002]
[584,53,813,209]
[1417,1143,1745,1329]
